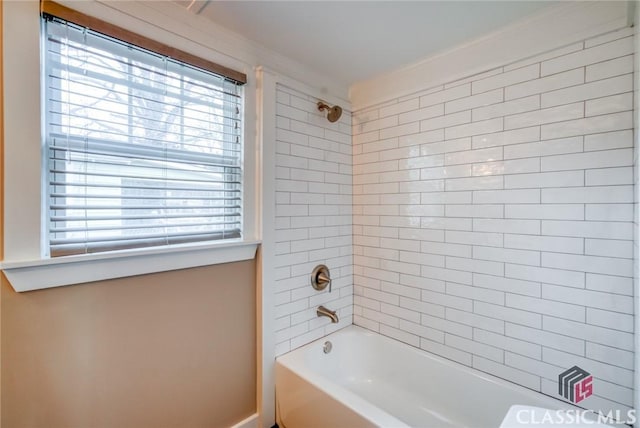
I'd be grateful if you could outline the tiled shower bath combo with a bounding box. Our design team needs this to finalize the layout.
[350,29,634,415]
[4,2,640,428]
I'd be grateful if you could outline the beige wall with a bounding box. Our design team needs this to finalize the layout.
[1,261,257,428]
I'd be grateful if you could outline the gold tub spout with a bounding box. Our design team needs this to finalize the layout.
[317,305,339,323]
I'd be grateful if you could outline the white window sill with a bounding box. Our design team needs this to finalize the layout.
[1,240,260,292]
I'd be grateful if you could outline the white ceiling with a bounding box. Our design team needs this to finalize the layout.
[185,1,559,87]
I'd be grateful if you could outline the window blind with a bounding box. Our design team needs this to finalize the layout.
[43,16,244,257]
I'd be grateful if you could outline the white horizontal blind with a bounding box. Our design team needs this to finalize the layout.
[43,16,243,257]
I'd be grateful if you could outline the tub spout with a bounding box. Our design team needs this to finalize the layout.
[317,305,339,323]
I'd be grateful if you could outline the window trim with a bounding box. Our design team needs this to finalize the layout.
[1,240,259,292]
[2,0,259,292]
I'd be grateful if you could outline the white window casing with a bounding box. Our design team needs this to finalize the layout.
[2,1,259,291]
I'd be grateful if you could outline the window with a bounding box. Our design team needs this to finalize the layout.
[42,11,246,257]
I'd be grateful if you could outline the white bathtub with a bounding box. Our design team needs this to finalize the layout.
[276,326,595,428]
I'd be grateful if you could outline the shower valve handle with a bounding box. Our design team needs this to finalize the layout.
[311,265,332,292]
[317,273,331,287]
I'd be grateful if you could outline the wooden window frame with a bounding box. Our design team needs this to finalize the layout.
[40,1,247,84]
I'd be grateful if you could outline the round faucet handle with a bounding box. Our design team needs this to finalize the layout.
[311,265,332,291]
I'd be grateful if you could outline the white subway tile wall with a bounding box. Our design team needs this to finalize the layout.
[274,84,353,356]
[352,29,634,415]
